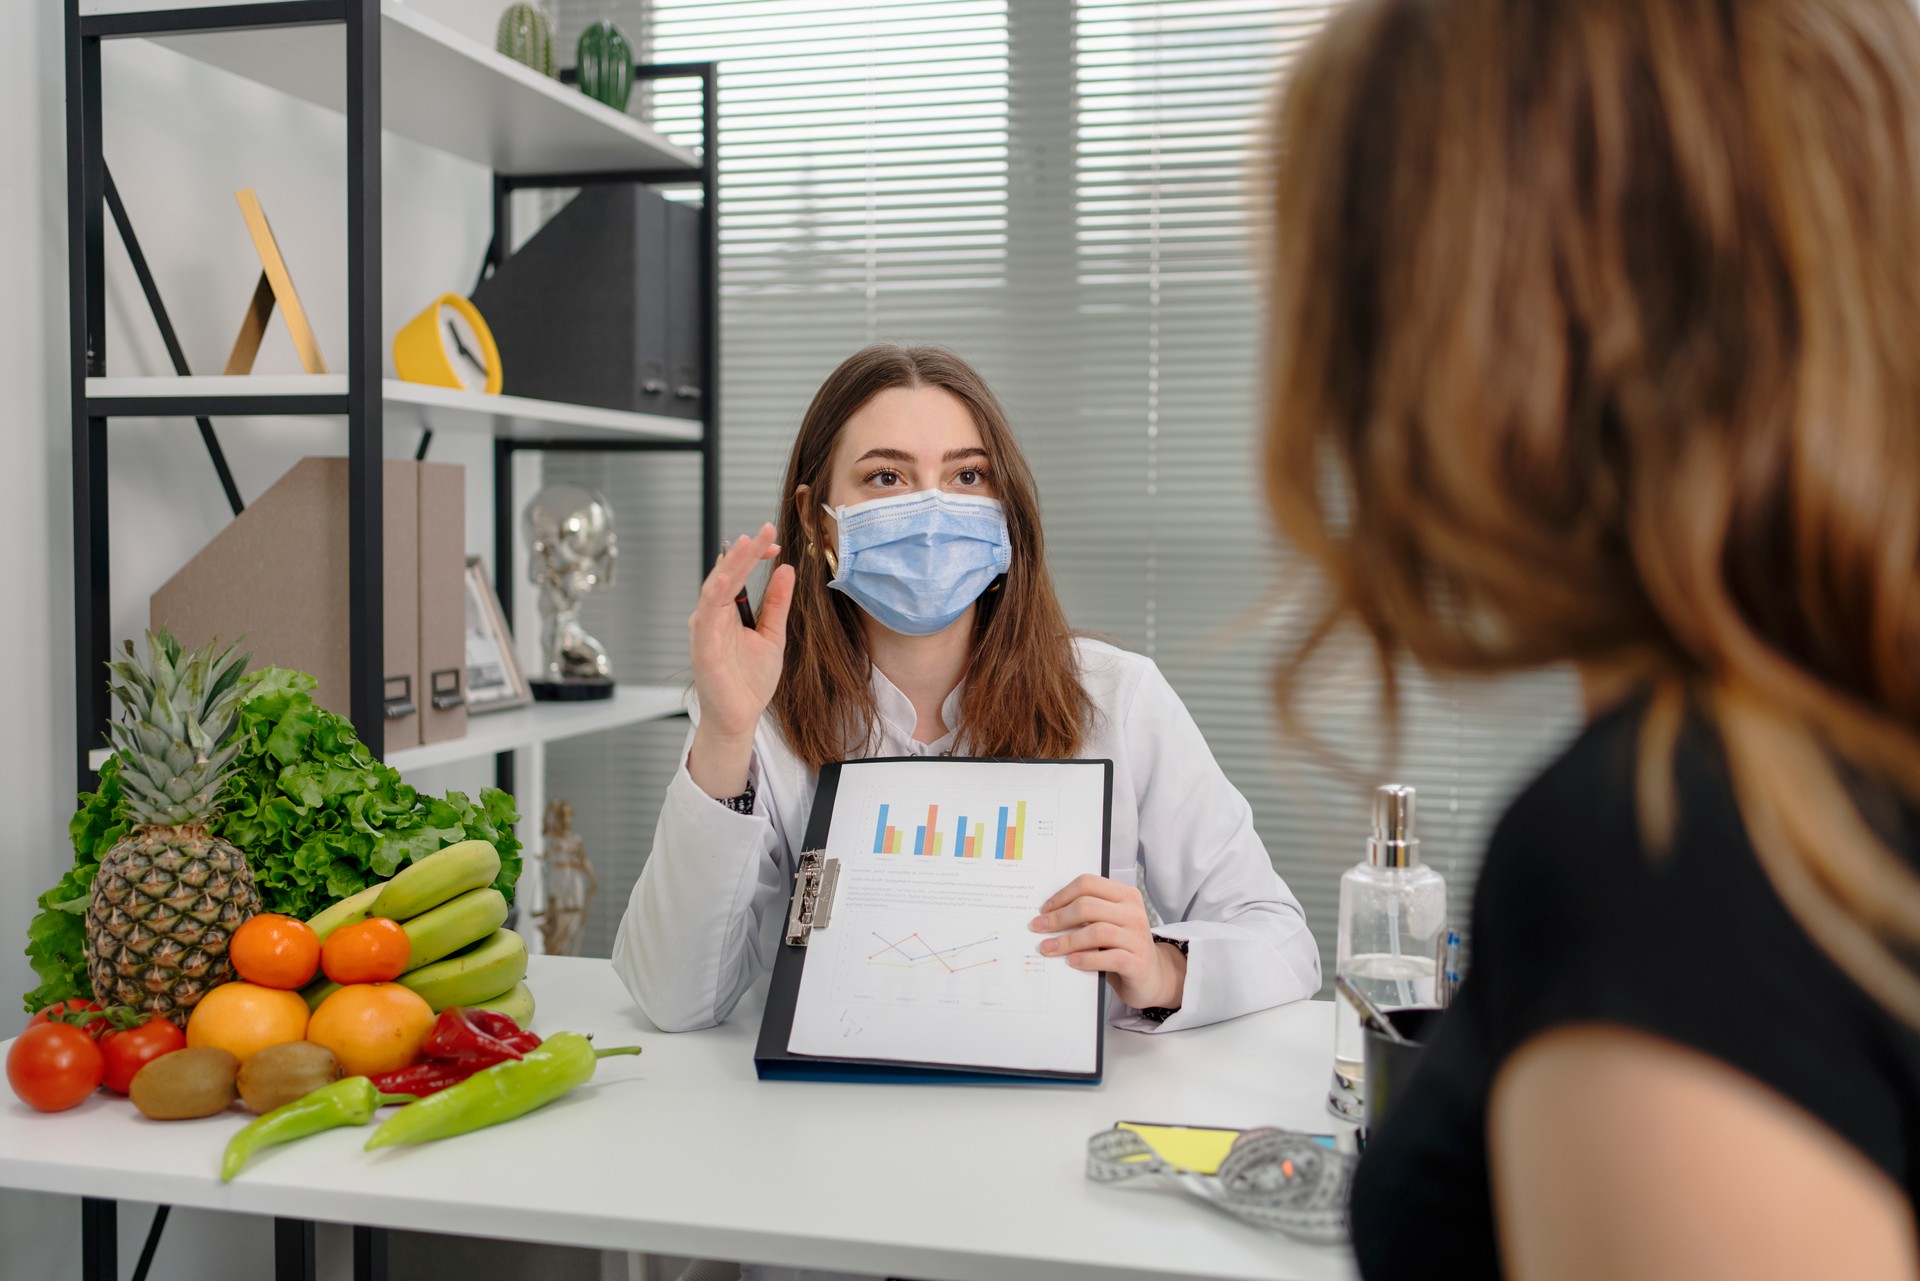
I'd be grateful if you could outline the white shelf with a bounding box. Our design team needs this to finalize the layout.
[130,1,699,176]
[386,683,687,773]
[383,381,702,443]
[85,683,688,776]
[86,376,703,443]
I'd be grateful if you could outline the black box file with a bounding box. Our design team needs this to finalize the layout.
[470,184,704,420]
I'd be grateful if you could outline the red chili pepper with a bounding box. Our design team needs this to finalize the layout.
[421,1007,527,1064]
[467,1013,540,1057]
[464,1009,526,1042]
[369,1010,543,1098]
[368,1059,490,1099]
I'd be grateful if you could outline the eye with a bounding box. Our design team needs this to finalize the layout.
[954,467,986,487]
[864,469,904,488]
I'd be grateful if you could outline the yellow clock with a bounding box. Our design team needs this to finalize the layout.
[393,294,503,395]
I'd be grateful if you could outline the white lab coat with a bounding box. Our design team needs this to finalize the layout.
[613,637,1321,1036]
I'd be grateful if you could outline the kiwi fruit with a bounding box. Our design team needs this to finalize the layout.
[238,1041,342,1114]
[129,1047,240,1120]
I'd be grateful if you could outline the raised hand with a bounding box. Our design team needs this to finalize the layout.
[686,524,795,798]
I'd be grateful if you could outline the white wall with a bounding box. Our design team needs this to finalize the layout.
[0,0,83,1273]
[2,2,527,1275]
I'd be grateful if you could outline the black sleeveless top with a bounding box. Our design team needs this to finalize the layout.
[1349,700,1920,1278]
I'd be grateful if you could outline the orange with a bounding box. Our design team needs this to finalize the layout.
[321,918,412,985]
[185,982,310,1063]
[306,983,435,1077]
[230,914,321,990]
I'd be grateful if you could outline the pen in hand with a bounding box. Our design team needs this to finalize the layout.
[730,535,758,627]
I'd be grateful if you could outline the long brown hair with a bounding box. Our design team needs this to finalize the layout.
[1262,0,1920,1018]
[771,344,1090,767]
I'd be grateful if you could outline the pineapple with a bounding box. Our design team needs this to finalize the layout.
[86,631,261,1025]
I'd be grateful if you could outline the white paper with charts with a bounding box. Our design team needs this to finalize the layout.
[787,758,1110,1075]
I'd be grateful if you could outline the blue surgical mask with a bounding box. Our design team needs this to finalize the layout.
[823,489,1013,636]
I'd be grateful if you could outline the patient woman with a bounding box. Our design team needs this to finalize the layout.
[1262,0,1920,1277]
[615,343,1319,1035]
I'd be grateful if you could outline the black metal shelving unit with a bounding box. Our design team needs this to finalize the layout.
[63,3,719,1276]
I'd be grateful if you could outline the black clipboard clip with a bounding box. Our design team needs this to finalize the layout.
[784,849,840,947]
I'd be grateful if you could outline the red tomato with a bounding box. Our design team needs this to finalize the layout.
[27,1000,105,1039]
[98,1017,188,1095]
[7,1024,104,1112]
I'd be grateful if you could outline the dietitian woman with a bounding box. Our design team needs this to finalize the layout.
[614,343,1319,1033]
[1262,0,1920,1277]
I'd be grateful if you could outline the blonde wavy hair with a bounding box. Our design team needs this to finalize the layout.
[1262,0,1920,1018]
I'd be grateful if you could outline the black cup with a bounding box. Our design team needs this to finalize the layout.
[1362,1005,1444,1134]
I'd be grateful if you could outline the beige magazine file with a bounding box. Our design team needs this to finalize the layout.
[152,458,468,749]
[416,462,469,743]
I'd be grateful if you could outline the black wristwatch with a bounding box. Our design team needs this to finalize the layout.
[717,778,756,815]
[1139,936,1190,1023]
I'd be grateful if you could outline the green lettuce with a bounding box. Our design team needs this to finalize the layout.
[25,668,521,1013]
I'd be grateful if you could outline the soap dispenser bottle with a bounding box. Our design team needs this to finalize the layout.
[1328,783,1448,1122]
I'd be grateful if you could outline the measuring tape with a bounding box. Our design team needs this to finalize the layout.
[1085,1127,1355,1244]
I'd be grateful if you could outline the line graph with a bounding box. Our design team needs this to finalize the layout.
[866,931,1000,973]
[832,925,1047,1013]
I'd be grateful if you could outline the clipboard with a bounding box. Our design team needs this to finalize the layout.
[754,756,1114,1084]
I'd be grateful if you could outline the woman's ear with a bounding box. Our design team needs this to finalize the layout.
[795,483,831,557]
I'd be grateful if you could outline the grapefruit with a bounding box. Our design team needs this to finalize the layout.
[306,983,435,1077]
[185,982,310,1063]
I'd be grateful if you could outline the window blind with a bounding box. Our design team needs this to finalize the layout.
[549,0,1583,983]
[1053,0,1581,980]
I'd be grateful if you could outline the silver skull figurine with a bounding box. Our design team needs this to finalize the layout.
[524,482,618,689]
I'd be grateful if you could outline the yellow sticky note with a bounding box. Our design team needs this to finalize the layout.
[1115,1122,1243,1175]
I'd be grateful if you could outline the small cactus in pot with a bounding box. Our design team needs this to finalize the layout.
[576,20,634,113]
[496,3,557,78]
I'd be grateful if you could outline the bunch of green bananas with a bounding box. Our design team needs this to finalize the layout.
[301,841,533,1025]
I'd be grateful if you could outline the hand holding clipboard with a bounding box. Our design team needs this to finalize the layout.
[756,756,1114,1083]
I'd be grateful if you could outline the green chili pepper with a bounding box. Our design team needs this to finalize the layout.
[364,1032,640,1151]
[221,1076,416,1182]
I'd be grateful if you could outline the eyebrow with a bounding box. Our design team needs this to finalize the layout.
[853,447,990,465]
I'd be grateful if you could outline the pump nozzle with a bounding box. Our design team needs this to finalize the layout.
[1368,784,1420,868]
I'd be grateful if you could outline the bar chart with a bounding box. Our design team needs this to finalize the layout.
[871,798,1034,860]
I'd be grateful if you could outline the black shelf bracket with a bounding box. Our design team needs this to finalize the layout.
[343,0,385,756]
[67,0,108,793]
[80,1,347,41]
[103,166,245,518]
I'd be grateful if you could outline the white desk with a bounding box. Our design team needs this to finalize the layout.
[0,956,1357,1281]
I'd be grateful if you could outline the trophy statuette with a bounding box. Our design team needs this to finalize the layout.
[524,482,618,702]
